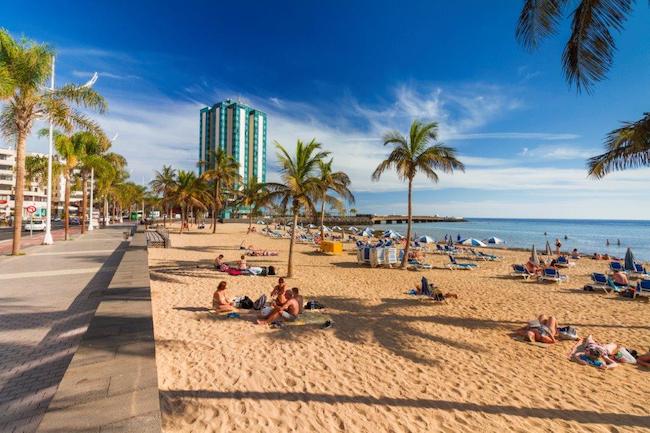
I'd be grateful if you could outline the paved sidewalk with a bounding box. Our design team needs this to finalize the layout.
[0,227,82,255]
[0,226,132,433]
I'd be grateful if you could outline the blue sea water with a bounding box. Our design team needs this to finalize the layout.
[373,218,650,262]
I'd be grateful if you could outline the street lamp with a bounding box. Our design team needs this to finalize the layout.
[42,57,98,243]
[42,56,55,245]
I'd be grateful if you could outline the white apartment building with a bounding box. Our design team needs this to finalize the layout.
[0,147,82,221]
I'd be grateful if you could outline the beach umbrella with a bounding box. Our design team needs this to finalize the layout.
[321,225,331,232]
[384,230,403,239]
[348,226,359,232]
[331,226,342,231]
[485,237,504,245]
[308,223,316,229]
[624,248,635,271]
[531,245,539,265]
[545,240,552,255]
[417,235,435,244]
[361,227,374,237]
[460,238,487,247]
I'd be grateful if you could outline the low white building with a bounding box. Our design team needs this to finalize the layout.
[0,147,83,221]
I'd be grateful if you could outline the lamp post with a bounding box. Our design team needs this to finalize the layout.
[88,167,95,231]
[42,56,55,245]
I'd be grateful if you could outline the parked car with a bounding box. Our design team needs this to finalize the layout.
[69,217,80,225]
[24,219,46,231]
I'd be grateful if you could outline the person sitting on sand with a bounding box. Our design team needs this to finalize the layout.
[291,287,304,313]
[515,315,559,344]
[257,290,300,325]
[213,281,234,312]
[571,248,581,259]
[592,252,602,260]
[214,254,229,271]
[612,270,629,287]
[271,278,288,306]
[238,255,247,270]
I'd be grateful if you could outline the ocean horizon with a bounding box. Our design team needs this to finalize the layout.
[373,217,650,262]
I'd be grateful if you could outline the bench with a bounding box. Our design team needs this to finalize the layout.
[145,228,171,248]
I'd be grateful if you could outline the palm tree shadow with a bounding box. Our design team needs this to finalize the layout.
[264,296,484,365]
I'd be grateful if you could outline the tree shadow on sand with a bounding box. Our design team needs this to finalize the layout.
[263,296,487,366]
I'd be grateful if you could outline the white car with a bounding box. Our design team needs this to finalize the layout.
[24,219,46,231]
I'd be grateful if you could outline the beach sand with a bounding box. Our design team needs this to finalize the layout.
[149,223,650,433]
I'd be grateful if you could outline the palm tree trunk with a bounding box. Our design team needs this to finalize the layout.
[11,131,27,255]
[249,211,253,231]
[401,178,413,268]
[64,175,71,240]
[287,204,299,278]
[212,182,218,234]
[103,197,109,227]
[320,197,326,240]
[80,175,87,234]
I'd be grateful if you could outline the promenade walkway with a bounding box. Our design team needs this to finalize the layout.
[0,227,129,433]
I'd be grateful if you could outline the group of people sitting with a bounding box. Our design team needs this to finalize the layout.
[515,314,650,370]
[211,278,305,326]
[592,252,620,260]
[214,254,275,276]
[257,278,304,325]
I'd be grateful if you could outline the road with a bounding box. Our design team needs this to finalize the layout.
[0,222,66,242]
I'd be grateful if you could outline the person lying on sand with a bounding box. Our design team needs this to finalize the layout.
[257,290,300,325]
[568,336,641,368]
[413,283,458,300]
[213,281,234,312]
[637,351,650,368]
[515,315,559,344]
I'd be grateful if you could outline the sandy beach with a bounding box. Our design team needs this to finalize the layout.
[149,223,650,433]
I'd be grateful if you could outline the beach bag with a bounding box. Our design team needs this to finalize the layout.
[239,296,254,309]
[557,326,578,340]
[219,264,229,272]
[267,266,276,276]
[253,294,267,310]
[305,300,325,310]
[260,266,268,277]
[227,268,241,276]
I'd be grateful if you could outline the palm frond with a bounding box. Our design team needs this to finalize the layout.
[562,0,633,92]
[516,0,569,49]
[587,112,650,178]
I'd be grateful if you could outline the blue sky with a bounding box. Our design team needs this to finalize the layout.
[4,1,650,219]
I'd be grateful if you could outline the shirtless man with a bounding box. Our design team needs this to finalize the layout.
[257,290,300,325]
[291,287,304,314]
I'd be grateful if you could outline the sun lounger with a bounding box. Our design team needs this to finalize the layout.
[630,263,650,279]
[408,258,432,270]
[634,280,650,299]
[511,264,534,280]
[555,256,575,268]
[584,273,610,293]
[609,261,625,273]
[538,267,568,283]
[447,255,477,270]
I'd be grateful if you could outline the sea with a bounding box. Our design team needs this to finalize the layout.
[373,218,650,262]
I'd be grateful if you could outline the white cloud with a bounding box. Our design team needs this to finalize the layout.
[520,144,595,160]
[449,132,580,141]
[72,70,140,81]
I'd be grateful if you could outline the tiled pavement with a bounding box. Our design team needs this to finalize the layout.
[0,227,130,433]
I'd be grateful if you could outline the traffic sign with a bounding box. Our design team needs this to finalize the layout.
[26,205,37,214]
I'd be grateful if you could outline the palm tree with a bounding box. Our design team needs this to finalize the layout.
[24,153,62,221]
[149,165,176,227]
[515,1,648,173]
[76,134,111,234]
[236,177,269,231]
[199,148,241,233]
[315,159,354,240]
[267,139,330,277]
[95,152,126,227]
[372,120,464,269]
[0,29,107,254]
[168,170,209,234]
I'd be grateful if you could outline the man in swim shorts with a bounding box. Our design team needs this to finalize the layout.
[257,290,300,325]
